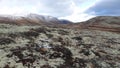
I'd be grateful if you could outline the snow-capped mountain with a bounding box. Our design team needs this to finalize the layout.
[0,14,72,25]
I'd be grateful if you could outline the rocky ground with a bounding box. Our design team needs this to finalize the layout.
[0,24,120,68]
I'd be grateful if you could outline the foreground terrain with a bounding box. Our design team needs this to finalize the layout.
[0,24,120,68]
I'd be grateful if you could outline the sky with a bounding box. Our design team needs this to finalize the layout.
[0,0,119,22]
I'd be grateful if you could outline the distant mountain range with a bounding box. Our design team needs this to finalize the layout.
[0,13,72,25]
[0,14,120,33]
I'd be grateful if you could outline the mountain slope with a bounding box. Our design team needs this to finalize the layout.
[64,16,120,33]
[85,16,120,27]
[0,14,72,25]
[85,16,120,33]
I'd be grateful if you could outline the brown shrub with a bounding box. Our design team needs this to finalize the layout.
[21,30,39,39]
[41,64,53,68]
[0,37,15,45]
[58,30,69,35]
[8,33,20,39]
[46,33,54,38]
[31,27,51,34]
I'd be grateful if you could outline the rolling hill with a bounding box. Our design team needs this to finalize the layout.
[64,16,120,33]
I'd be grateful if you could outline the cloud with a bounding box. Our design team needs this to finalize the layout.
[59,0,98,22]
[86,0,120,16]
[0,0,99,22]
[36,0,73,17]
[0,0,73,17]
[0,0,39,15]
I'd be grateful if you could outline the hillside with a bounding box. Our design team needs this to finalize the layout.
[85,16,120,33]
[64,16,120,33]
[0,14,72,25]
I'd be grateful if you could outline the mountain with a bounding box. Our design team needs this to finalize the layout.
[85,16,120,27]
[64,16,120,33]
[0,15,120,33]
[82,16,120,33]
[0,14,72,25]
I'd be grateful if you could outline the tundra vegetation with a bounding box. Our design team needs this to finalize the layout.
[0,24,120,68]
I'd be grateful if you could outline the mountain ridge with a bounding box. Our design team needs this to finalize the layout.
[0,14,72,25]
[62,16,120,33]
[0,14,120,33]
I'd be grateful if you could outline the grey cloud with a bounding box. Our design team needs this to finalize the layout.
[86,0,120,16]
